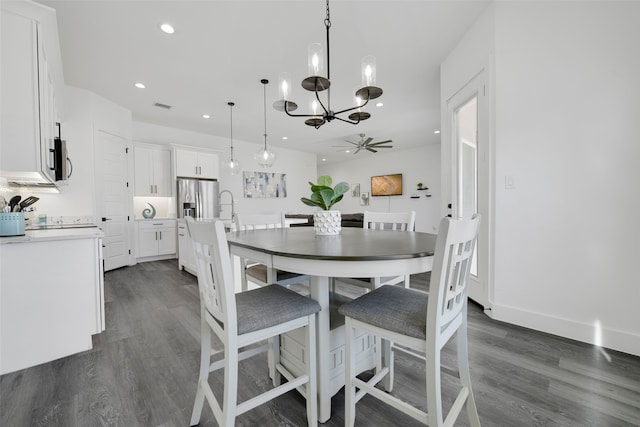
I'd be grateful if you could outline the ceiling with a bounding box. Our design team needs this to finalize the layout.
[38,0,489,163]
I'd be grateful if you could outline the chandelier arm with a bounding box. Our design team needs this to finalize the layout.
[333,103,368,116]
[334,115,361,125]
[315,90,330,115]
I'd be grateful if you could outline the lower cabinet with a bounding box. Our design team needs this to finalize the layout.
[137,219,177,260]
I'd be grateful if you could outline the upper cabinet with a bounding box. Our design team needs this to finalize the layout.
[134,145,172,197]
[175,149,219,180]
[0,1,64,186]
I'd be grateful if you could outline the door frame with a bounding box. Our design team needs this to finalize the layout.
[442,67,494,311]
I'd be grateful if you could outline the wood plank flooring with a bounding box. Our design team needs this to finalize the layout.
[2,260,639,426]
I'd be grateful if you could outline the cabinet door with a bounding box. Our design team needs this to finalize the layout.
[176,149,199,178]
[134,147,153,196]
[178,221,196,272]
[157,227,177,256]
[138,228,159,257]
[197,152,219,179]
[152,149,172,196]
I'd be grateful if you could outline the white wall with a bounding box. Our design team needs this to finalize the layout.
[132,121,318,218]
[444,2,640,356]
[318,144,441,233]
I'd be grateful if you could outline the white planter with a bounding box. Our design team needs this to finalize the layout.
[313,210,342,235]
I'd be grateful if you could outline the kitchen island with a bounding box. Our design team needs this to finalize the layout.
[0,227,105,374]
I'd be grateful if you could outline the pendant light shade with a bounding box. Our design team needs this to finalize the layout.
[225,102,241,175]
[255,79,275,168]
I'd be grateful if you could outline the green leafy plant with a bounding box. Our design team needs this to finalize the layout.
[417,182,424,188]
[301,175,349,210]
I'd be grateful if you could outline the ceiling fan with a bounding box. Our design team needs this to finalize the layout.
[334,133,393,154]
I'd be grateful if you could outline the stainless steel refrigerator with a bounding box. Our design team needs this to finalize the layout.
[177,178,220,219]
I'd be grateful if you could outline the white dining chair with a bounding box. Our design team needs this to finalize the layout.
[234,212,311,291]
[186,218,321,427]
[339,215,481,427]
[338,211,416,292]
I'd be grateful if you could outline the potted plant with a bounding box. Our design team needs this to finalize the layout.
[417,182,424,190]
[301,175,349,235]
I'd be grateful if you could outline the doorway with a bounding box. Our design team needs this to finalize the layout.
[94,130,132,271]
[445,70,491,308]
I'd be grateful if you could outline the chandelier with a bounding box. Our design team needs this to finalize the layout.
[224,101,241,175]
[273,0,383,129]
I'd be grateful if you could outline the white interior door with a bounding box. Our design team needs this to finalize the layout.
[95,130,131,271]
[445,70,490,308]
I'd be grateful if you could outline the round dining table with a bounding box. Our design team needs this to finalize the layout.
[226,226,437,422]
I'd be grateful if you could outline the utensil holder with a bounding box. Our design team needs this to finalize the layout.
[0,212,25,236]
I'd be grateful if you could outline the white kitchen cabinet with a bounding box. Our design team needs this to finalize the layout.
[0,1,62,186]
[176,149,219,179]
[0,228,105,375]
[137,219,177,260]
[177,219,196,274]
[134,145,172,196]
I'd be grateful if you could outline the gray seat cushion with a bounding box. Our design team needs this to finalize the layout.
[338,285,427,340]
[235,285,321,335]
[246,264,305,283]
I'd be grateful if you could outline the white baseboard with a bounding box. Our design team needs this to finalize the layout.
[488,303,640,357]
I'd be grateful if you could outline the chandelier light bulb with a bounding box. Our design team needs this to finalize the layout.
[308,43,323,76]
[311,100,319,115]
[361,55,377,87]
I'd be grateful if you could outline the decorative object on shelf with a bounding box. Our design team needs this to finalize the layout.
[360,192,370,207]
[224,101,241,175]
[417,182,424,190]
[351,183,360,197]
[254,79,276,168]
[410,194,420,199]
[243,171,287,198]
[142,203,156,219]
[301,175,349,235]
[335,133,393,154]
[273,0,383,129]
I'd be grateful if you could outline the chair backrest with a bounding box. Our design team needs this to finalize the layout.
[234,212,286,231]
[427,215,481,349]
[185,217,238,337]
[363,211,416,231]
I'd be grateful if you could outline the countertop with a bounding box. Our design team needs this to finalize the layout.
[0,226,104,244]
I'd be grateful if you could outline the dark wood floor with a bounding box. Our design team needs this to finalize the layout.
[2,260,639,426]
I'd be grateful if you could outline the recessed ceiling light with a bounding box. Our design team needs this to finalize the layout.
[282,136,288,140]
[434,130,441,134]
[202,114,210,119]
[160,23,175,34]
[134,82,146,89]
[376,102,383,107]
[322,158,326,162]
[345,150,350,153]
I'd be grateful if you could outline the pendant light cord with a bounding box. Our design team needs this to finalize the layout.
[228,101,235,161]
[263,80,268,150]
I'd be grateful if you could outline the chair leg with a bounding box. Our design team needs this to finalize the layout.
[270,335,282,387]
[221,345,239,426]
[458,314,481,427]
[190,311,210,426]
[381,338,394,392]
[425,343,444,427]
[403,274,411,288]
[306,316,318,427]
[344,318,356,427]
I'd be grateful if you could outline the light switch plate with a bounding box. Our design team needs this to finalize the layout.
[505,175,516,189]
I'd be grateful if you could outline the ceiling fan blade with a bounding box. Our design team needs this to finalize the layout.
[368,140,392,146]
[366,147,377,153]
[363,137,374,145]
[372,145,393,148]
[343,140,360,146]
[354,147,362,154]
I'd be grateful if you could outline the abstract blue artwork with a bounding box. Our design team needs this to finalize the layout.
[243,171,287,198]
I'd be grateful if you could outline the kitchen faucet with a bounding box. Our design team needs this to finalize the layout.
[219,190,235,222]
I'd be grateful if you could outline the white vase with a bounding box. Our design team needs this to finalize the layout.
[313,210,342,236]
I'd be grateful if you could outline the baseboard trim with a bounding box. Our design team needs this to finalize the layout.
[489,303,640,357]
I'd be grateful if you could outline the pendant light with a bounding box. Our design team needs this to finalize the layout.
[224,101,241,175]
[254,79,276,168]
